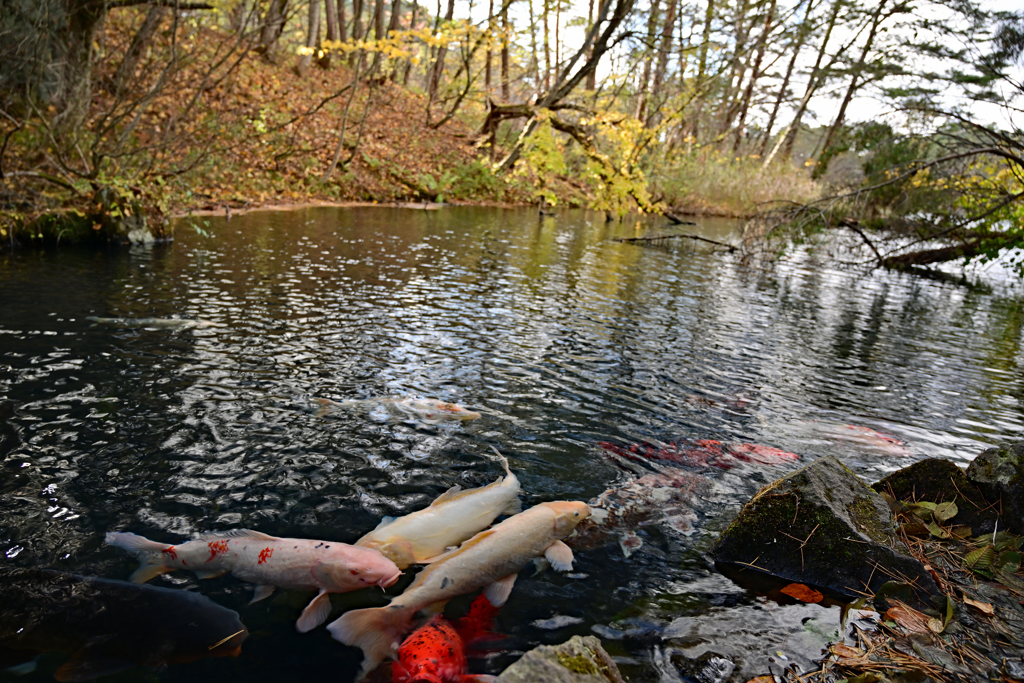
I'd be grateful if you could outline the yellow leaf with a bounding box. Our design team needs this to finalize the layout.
[964,597,994,615]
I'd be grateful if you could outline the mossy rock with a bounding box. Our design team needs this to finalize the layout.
[712,456,941,606]
[872,458,997,534]
[494,635,624,683]
[967,443,1024,535]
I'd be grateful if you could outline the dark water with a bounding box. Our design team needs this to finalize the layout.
[2,206,1023,682]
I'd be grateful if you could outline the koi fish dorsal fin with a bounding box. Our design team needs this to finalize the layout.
[373,516,397,531]
[420,529,496,566]
[429,485,464,506]
[201,529,278,541]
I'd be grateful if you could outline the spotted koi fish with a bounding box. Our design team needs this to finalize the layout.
[105,529,401,633]
[392,614,497,683]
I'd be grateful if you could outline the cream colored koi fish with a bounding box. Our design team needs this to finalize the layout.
[328,501,591,678]
[314,397,481,424]
[105,529,401,632]
[356,451,522,569]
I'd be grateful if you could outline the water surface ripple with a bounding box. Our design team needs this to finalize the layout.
[2,206,1023,681]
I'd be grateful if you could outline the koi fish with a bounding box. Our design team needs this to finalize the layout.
[453,593,502,646]
[328,501,591,678]
[0,567,247,681]
[578,469,707,557]
[86,316,219,329]
[314,397,481,424]
[597,439,800,469]
[105,528,401,633]
[392,615,497,683]
[356,451,522,568]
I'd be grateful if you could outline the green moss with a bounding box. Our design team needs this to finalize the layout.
[847,495,892,543]
[558,652,599,675]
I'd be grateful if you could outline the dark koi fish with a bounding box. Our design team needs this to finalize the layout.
[0,567,247,681]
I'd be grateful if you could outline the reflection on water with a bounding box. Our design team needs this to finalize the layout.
[2,206,1024,681]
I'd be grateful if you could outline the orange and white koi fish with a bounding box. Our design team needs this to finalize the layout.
[328,501,591,678]
[356,451,521,569]
[314,397,481,424]
[105,529,401,633]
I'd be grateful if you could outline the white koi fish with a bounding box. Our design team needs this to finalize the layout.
[86,316,220,329]
[105,529,402,633]
[328,501,591,678]
[356,451,522,568]
[314,397,481,424]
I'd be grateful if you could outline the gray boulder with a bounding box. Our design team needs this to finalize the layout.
[967,442,1024,535]
[494,635,625,683]
[712,455,941,606]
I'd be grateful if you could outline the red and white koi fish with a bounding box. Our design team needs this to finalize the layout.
[356,451,521,569]
[105,529,401,633]
[315,397,481,424]
[598,439,800,469]
[328,501,591,678]
[391,615,497,683]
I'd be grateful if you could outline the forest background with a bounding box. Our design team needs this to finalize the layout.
[1,0,1022,272]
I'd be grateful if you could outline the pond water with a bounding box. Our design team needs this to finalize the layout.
[2,206,1024,682]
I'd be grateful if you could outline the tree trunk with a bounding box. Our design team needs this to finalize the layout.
[403,1,417,85]
[647,0,676,126]
[816,0,889,169]
[758,0,815,157]
[428,0,456,101]
[529,0,541,93]
[542,0,552,90]
[296,0,322,76]
[635,0,661,121]
[688,0,716,143]
[260,0,290,56]
[772,0,842,164]
[485,0,494,92]
[501,1,510,99]
[731,0,775,153]
[323,0,339,66]
[585,0,597,90]
[111,5,166,96]
[717,0,750,138]
[373,0,385,39]
[338,0,347,44]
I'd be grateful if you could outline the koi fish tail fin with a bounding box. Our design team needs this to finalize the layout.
[327,605,414,679]
[313,398,339,417]
[104,531,172,583]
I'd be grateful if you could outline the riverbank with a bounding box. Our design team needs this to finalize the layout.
[0,17,821,249]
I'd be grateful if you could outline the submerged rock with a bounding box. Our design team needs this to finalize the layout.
[494,635,625,683]
[966,442,1024,534]
[712,456,940,606]
[872,457,997,534]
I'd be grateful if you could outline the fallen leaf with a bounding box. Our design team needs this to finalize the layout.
[780,583,824,603]
[830,643,870,666]
[745,677,775,683]
[963,597,994,615]
[885,600,932,634]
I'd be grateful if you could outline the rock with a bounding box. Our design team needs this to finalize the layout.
[670,651,735,683]
[966,442,1024,535]
[872,457,997,534]
[712,456,941,606]
[494,635,625,683]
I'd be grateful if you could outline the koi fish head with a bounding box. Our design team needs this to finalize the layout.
[317,550,401,590]
[544,501,592,538]
[409,399,481,422]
